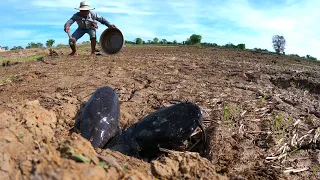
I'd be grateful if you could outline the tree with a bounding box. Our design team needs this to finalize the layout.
[187,34,202,45]
[10,46,24,50]
[224,43,236,48]
[173,40,177,44]
[125,40,135,45]
[272,35,286,54]
[306,55,317,61]
[26,42,43,49]
[153,37,159,44]
[46,39,55,47]
[135,38,143,45]
[2,46,9,50]
[237,43,246,50]
[160,39,167,44]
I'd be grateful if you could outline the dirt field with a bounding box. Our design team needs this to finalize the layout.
[0,45,319,180]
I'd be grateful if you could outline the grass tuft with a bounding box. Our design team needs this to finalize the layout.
[17,133,24,139]
[223,103,241,128]
[0,54,45,64]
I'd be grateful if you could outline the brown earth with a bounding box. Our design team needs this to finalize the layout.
[0,45,320,180]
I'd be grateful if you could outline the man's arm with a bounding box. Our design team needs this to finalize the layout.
[91,11,113,28]
[64,15,76,32]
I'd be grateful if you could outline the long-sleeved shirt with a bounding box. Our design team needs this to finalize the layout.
[64,11,111,29]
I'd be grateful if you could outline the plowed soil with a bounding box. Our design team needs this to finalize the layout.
[0,45,320,180]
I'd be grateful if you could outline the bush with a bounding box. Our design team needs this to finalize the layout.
[224,43,237,48]
[153,37,159,44]
[237,44,246,50]
[305,55,317,61]
[253,48,270,53]
[46,39,55,47]
[186,34,202,45]
[56,44,68,48]
[125,41,135,45]
[135,38,143,45]
[160,39,167,44]
[10,46,24,50]
[26,42,43,49]
[2,46,9,50]
[200,43,218,47]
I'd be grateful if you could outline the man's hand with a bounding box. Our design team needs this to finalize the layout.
[108,24,117,28]
[92,22,98,29]
[64,26,70,33]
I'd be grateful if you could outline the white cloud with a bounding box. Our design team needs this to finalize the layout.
[96,7,153,15]
[31,0,79,8]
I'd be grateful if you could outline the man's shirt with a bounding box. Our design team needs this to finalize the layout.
[65,11,111,29]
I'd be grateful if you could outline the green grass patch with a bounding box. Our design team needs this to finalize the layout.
[290,147,300,153]
[71,154,89,164]
[99,161,105,168]
[223,103,241,128]
[0,54,45,64]
[313,165,319,176]
[58,139,90,164]
[123,163,129,171]
[24,55,45,61]
[273,113,294,138]
[259,92,268,106]
[17,133,24,139]
[0,74,14,85]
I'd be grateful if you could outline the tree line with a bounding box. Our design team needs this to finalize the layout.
[126,34,203,46]
[127,34,317,61]
[2,39,55,50]
[1,35,318,61]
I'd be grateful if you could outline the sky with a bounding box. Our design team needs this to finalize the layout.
[2,0,320,58]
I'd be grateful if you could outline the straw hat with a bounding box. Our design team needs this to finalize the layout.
[75,1,95,10]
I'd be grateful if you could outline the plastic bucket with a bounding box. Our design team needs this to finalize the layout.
[99,28,124,55]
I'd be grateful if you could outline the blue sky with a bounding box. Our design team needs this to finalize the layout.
[2,0,320,58]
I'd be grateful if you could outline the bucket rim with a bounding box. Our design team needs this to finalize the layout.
[99,28,124,55]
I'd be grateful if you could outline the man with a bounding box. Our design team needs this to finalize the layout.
[64,1,116,56]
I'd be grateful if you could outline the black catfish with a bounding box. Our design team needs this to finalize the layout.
[105,101,204,159]
[79,86,121,149]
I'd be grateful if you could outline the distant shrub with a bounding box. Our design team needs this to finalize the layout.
[224,43,237,48]
[10,46,24,50]
[185,34,202,45]
[56,44,68,48]
[160,39,167,44]
[289,54,300,58]
[26,42,43,49]
[305,55,317,61]
[237,44,246,50]
[253,48,271,53]
[46,39,55,48]
[153,37,159,44]
[200,43,218,47]
[135,38,143,45]
[2,46,9,50]
[125,40,135,45]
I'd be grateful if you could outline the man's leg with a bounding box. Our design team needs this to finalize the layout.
[69,28,86,56]
[89,29,97,56]
[69,40,77,56]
